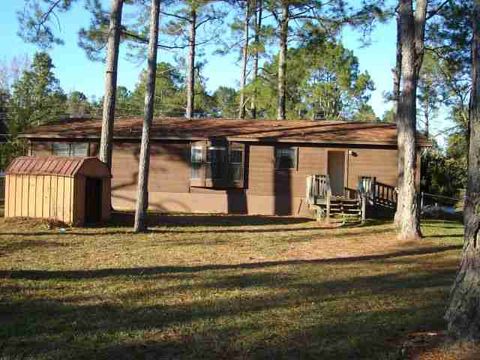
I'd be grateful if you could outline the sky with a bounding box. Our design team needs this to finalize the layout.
[0,1,451,144]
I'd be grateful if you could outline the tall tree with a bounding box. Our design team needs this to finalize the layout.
[67,91,94,117]
[393,10,405,227]
[417,52,442,138]
[250,0,263,119]
[213,86,238,117]
[392,10,402,117]
[186,5,197,118]
[164,1,224,119]
[2,52,65,169]
[99,0,124,170]
[238,0,251,119]
[265,0,384,120]
[134,0,161,233]
[129,62,185,116]
[276,2,288,120]
[251,39,374,120]
[394,0,427,240]
[7,52,66,136]
[445,0,480,340]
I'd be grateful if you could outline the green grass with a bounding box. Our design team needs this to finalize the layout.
[0,214,465,359]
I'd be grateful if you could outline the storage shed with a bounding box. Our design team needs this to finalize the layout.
[4,156,111,225]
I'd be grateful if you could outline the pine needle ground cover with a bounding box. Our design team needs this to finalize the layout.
[0,215,470,359]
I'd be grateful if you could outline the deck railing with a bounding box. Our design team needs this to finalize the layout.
[372,181,397,208]
[306,174,397,222]
[306,174,331,204]
[357,177,397,209]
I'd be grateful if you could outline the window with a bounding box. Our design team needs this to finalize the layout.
[52,142,89,157]
[229,148,243,182]
[71,143,88,156]
[52,143,70,156]
[191,146,203,179]
[206,146,227,180]
[190,141,245,188]
[275,147,297,170]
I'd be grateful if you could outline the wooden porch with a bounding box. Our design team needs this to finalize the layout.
[306,175,398,222]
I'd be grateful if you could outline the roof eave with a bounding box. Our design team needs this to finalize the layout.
[20,133,431,148]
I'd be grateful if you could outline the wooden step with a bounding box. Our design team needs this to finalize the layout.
[312,197,363,221]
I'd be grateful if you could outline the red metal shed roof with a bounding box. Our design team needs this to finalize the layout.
[5,156,110,177]
[19,117,431,147]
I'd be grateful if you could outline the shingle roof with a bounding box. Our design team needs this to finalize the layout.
[6,156,107,177]
[20,117,430,147]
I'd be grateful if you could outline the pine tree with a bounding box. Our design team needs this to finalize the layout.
[163,1,225,119]
[238,0,251,119]
[134,0,161,233]
[99,0,124,170]
[8,52,66,136]
[394,0,427,241]
[263,0,384,120]
[445,0,480,340]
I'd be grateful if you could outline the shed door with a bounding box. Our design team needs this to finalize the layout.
[328,151,345,196]
[85,177,102,224]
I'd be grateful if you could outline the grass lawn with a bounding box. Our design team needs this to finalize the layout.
[0,213,472,359]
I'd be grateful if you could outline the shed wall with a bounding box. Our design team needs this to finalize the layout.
[5,174,74,223]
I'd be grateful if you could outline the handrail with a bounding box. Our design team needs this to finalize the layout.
[344,187,358,200]
[357,177,397,208]
[306,174,331,204]
[374,181,397,204]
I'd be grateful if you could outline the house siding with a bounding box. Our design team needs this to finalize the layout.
[29,139,405,217]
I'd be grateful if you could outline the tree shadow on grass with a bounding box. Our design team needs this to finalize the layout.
[0,240,68,255]
[0,255,460,359]
[425,233,464,239]
[109,211,313,228]
[0,244,461,281]
[0,217,391,237]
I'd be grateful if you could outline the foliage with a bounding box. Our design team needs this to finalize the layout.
[7,52,66,137]
[381,108,395,123]
[251,39,375,120]
[352,104,379,122]
[421,147,466,198]
[417,52,442,135]
[412,1,472,198]
[212,86,238,118]
[0,52,68,169]
[17,0,78,48]
[129,62,186,117]
[67,91,96,117]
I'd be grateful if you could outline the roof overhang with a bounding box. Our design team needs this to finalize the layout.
[21,134,432,148]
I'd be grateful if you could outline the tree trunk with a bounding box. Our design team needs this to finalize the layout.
[445,0,480,340]
[238,1,250,119]
[396,0,426,241]
[133,0,160,233]
[394,8,404,226]
[250,0,262,119]
[393,10,402,117]
[99,0,123,170]
[277,4,288,120]
[424,103,430,138]
[186,7,197,119]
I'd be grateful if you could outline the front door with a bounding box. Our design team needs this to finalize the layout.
[328,151,345,196]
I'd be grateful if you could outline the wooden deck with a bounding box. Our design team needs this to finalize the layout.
[306,175,398,222]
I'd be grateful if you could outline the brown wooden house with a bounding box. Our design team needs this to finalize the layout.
[20,117,430,218]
